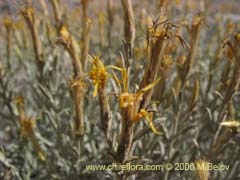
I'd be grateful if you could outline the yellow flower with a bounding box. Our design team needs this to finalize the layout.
[118,78,162,135]
[89,56,108,97]
[89,56,128,97]
[136,109,162,135]
[118,78,160,110]
[119,92,135,108]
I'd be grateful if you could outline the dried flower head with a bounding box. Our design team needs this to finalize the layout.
[15,95,24,106]
[20,117,35,137]
[20,6,35,23]
[70,76,88,90]
[14,19,25,30]
[2,16,13,28]
[191,15,206,34]
[160,54,173,72]
[20,117,46,161]
[226,21,235,34]
[60,25,71,41]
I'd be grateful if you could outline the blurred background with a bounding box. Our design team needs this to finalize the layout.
[0,0,240,15]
